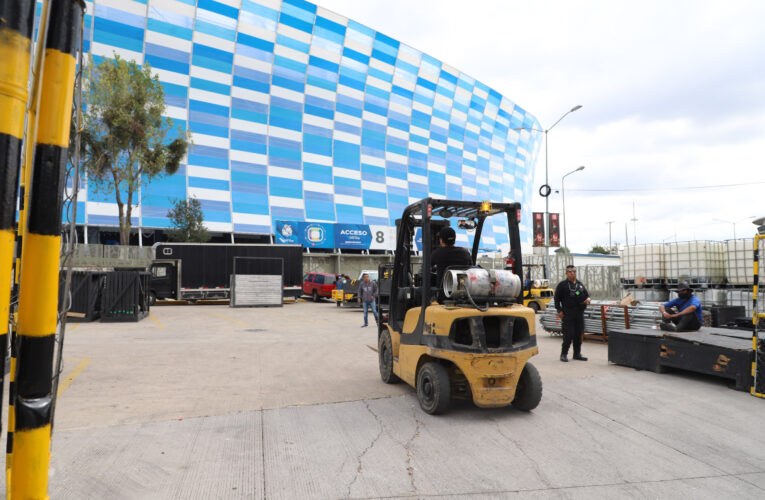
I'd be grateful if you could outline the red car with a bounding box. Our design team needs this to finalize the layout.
[303,273,341,302]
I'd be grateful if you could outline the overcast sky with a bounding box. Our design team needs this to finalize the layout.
[317,0,765,252]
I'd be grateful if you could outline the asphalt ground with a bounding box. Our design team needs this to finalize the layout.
[4,300,764,499]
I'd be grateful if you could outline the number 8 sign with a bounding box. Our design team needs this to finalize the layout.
[369,226,396,250]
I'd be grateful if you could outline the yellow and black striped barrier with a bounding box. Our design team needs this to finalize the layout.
[11,0,83,496]
[753,234,765,399]
[1,0,38,494]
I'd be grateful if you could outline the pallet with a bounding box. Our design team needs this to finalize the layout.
[620,278,666,287]
[665,278,726,289]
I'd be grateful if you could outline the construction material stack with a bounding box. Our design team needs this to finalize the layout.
[617,241,759,327]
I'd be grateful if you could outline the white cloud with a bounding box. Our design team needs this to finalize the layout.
[319,0,765,250]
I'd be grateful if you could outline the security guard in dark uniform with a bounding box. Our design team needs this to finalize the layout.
[554,265,591,362]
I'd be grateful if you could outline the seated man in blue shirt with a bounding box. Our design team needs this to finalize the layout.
[659,281,702,331]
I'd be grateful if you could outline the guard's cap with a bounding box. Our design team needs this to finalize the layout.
[439,226,456,245]
[677,281,691,291]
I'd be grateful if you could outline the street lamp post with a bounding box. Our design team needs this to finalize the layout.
[561,166,585,251]
[515,105,582,278]
[713,216,756,240]
[606,220,615,252]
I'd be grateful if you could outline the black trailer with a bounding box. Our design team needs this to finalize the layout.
[149,243,303,303]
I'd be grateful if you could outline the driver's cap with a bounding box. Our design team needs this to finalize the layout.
[439,226,456,245]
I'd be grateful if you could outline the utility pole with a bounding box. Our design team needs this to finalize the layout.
[630,201,638,245]
[606,220,615,253]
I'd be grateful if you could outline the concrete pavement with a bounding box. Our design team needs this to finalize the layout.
[10,301,764,498]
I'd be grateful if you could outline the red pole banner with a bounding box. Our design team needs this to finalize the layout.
[548,213,561,247]
[532,212,545,247]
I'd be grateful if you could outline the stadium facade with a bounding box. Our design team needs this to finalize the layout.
[77,0,542,250]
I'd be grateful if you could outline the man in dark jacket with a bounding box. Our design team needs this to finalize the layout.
[431,226,472,288]
[554,265,591,362]
[358,273,378,327]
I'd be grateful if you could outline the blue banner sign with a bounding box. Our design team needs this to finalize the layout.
[335,224,372,249]
[274,221,395,250]
[274,221,334,248]
[274,220,301,245]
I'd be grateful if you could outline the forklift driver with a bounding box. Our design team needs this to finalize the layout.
[431,226,472,288]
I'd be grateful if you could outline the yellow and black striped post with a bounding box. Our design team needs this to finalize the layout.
[11,0,83,496]
[1,0,37,492]
[753,234,765,399]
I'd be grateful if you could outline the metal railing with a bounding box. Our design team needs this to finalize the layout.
[69,244,154,268]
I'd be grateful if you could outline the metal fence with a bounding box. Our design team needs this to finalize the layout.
[523,254,620,300]
[70,244,154,268]
[302,252,622,301]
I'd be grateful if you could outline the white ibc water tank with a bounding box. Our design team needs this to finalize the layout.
[665,241,725,283]
[724,239,760,285]
[619,244,665,282]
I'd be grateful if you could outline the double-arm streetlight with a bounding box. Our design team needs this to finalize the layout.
[562,166,585,251]
[515,105,582,276]
[713,216,756,240]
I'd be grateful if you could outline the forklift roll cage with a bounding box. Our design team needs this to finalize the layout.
[387,198,524,334]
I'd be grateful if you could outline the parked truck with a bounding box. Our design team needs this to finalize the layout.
[149,243,303,304]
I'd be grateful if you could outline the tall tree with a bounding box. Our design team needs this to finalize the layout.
[589,244,611,254]
[80,55,190,244]
[166,197,210,242]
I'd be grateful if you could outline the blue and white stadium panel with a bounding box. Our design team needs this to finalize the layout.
[78,0,542,249]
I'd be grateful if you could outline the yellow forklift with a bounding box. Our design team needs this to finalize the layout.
[521,264,554,313]
[377,199,542,414]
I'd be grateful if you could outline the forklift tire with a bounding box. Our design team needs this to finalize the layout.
[312,290,319,302]
[416,362,450,415]
[511,362,542,411]
[336,300,341,307]
[378,330,400,384]
[528,301,539,313]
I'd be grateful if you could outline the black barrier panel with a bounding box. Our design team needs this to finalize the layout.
[608,329,664,373]
[660,331,753,391]
[709,306,746,328]
[100,271,150,322]
[59,271,106,322]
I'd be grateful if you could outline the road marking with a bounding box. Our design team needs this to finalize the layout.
[57,358,90,397]
[68,323,80,331]
[150,314,165,328]
[207,311,250,327]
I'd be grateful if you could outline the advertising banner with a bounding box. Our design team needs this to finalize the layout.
[532,212,545,247]
[548,213,560,247]
[368,226,396,250]
[274,221,396,250]
[274,221,335,248]
[334,224,372,249]
[274,220,301,245]
[414,228,423,251]
[302,222,334,248]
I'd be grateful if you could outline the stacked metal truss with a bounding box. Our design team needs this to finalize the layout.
[540,301,665,335]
